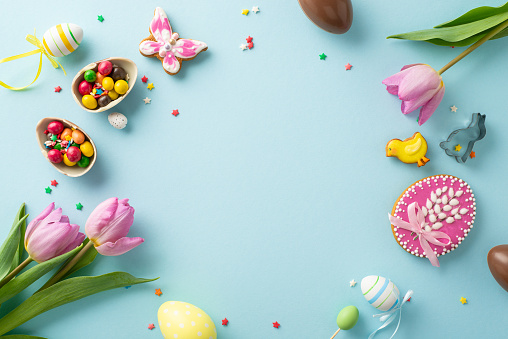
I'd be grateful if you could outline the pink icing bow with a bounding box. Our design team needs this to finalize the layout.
[388,202,451,267]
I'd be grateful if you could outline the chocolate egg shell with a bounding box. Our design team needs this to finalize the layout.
[36,117,97,177]
[488,245,508,292]
[71,57,137,113]
[298,0,353,34]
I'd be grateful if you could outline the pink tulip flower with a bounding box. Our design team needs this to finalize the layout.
[85,198,144,256]
[25,203,85,263]
[382,64,445,125]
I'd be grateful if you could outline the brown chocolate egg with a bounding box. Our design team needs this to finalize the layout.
[298,0,353,34]
[487,245,508,292]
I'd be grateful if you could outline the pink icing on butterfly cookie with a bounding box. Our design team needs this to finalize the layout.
[139,7,208,75]
[389,175,476,267]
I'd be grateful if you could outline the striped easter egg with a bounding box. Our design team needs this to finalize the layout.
[42,23,83,57]
[361,275,400,312]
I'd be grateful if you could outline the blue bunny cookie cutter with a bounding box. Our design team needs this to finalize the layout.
[440,113,486,163]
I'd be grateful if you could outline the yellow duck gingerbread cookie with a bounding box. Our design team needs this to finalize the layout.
[386,132,429,167]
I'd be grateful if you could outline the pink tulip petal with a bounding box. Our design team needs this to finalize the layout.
[28,222,81,262]
[85,198,119,239]
[59,231,86,255]
[398,66,441,101]
[90,201,135,245]
[401,87,439,114]
[95,237,144,256]
[386,85,399,95]
[382,69,411,87]
[401,63,424,71]
[418,83,445,125]
[25,203,55,241]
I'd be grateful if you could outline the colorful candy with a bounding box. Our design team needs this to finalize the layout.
[80,141,94,157]
[84,70,97,83]
[47,149,62,163]
[43,121,92,169]
[98,60,113,75]
[82,95,98,109]
[47,121,64,135]
[76,63,129,110]
[71,130,85,144]
[78,80,93,96]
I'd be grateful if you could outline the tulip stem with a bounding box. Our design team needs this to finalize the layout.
[438,19,508,75]
[0,257,33,289]
[38,241,94,291]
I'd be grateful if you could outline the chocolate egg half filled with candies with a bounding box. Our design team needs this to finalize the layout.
[298,0,353,34]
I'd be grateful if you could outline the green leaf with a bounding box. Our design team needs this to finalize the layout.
[0,272,157,335]
[435,2,508,28]
[47,238,98,283]
[11,204,27,271]
[387,2,508,46]
[0,211,29,281]
[0,335,47,339]
[0,245,82,305]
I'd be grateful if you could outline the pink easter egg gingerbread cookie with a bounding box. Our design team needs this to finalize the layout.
[388,175,476,267]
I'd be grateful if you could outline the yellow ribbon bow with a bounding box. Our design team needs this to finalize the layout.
[0,30,66,91]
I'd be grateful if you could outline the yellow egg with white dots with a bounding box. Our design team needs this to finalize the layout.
[158,301,216,339]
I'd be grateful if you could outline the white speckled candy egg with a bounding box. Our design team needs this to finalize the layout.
[42,23,83,57]
[108,112,127,129]
[158,301,217,339]
[361,275,400,312]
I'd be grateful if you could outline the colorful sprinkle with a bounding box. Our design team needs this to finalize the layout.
[455,144,462,152]
[319,53,327,60]
[246,36,253,43]
[148,324,155,330]
[147,83,154,90]
[240,44,248,51]
[172,109,179,117]
[141,75,148,83]
[45,187,52,194]
[349,279,356,287]
[155,288,162,296]
[273,321,280,329]
[222,318,229,326]
[143,97,151,104]
[97,15,104,22]
[345,63,352,70]
[247,42,254,49]
[470,151,476,159]
[460,297,467,304]
[242,9,249,15]
[450,105,458,112]
[50,180,58,187]
[76,203,83,210]
[252,6,260,13]
[54,86,62,93]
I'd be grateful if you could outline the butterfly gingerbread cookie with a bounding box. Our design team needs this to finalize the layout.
[139,7,208,75]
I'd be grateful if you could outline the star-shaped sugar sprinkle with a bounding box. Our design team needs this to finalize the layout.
[242,9,249,15]
[345,63,352,70]
[349,279,356,287]
[252,6,260,13]
[460,297,467,304]
[455,144,462,152]
[172,109,180,117]
[470,151,476,159]
[407,297,411,302]
[247,42,254,49]
[222,318,229,326]
[76,203,83,210]
[45,187,52,194]
[240,44,248,51]
[148,323,155,330]
[273,321,280,329]
[246,36,253,43]
[450,105,458,112]
[54,86,62,93]
[141,76,148,83]
[97,15,104,22]
[51,180,58,187]
[147,83,154,90]
[319,53,327,60]
[155,288,162,296]
[143,97,151,104]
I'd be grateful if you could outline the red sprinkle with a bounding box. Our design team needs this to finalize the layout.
[222,318,229,326]
[248,42,254,49]
[172,109,179,117]
[246,36,253,43]
[273,321,280,329]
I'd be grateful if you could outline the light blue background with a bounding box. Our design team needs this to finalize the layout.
[0,0,507,338]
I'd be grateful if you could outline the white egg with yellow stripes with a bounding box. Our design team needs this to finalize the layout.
[42,23,83,57]
[361,275,400,312]
[158,301,217,339]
